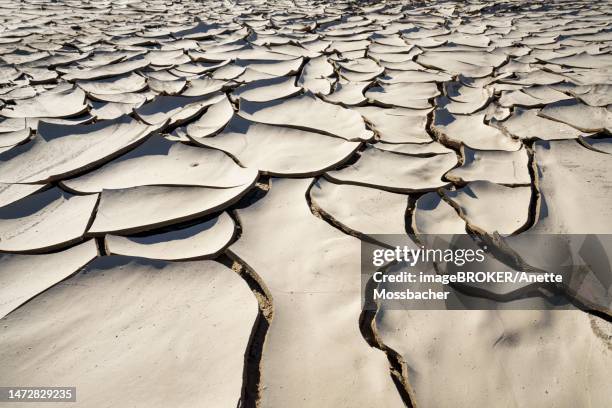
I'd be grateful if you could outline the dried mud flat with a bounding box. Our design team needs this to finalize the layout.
[0,0,611,407]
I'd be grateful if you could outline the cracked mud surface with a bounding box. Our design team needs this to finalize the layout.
[0,0,611,407]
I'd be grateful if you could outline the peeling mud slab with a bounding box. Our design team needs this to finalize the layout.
[0,188,98,252]
[327,147,456,193]
[530,140,612,233]
[0,116,159,184]
[0,258,258,408]
[442,181,532,235]
[61,135,257,193]
[375,307,612,408]
[195,116,360,176]
[310,177,410,245]
[105,212,235,260]
[445,146,531,186]
[228,178,404,407]
[0,240,97,318]
[88,180,255,235]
